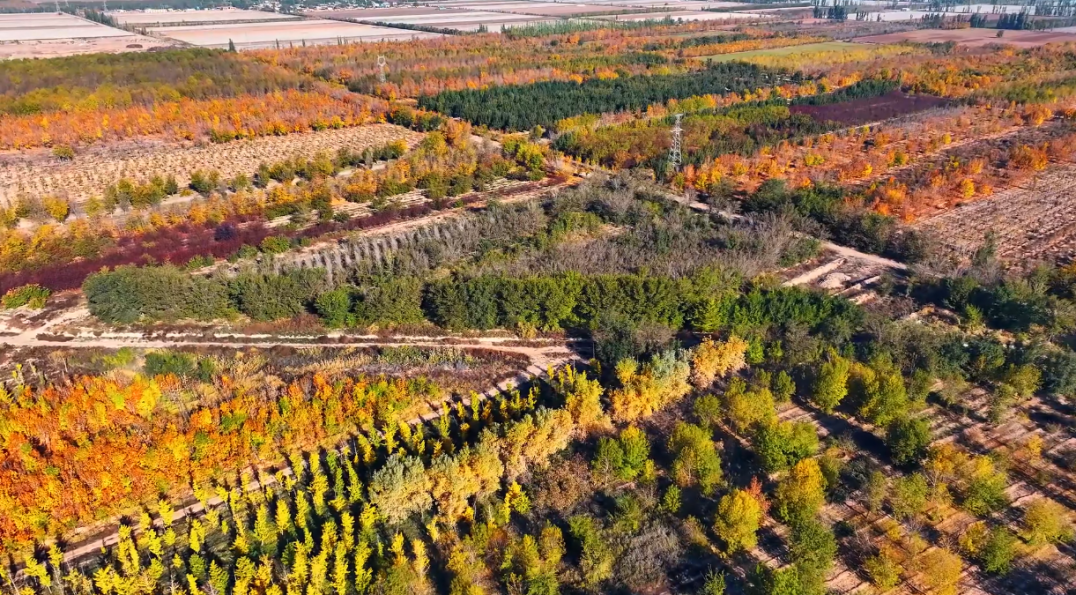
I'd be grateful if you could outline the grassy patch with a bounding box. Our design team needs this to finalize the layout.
[701,41,855,61]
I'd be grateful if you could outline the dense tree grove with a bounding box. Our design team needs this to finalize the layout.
[418,62,798,131]
[553,78,916,172]
[85,265,860,338]
[0,49,308,115]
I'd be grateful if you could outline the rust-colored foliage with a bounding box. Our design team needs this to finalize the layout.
[0,89,390,150]
[0,371,438,548]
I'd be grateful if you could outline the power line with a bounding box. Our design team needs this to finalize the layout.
[377,55,387,83]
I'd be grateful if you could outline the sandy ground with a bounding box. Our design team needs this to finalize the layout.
[0,34,174,59]
[0,12,175,59]
[308,7,475,19]
[350,10,551,25]
[855,27,1076,47]
[148,19,442,48]
[912,163,1076,268]
[593,9,767,20]
[109,8,300,26]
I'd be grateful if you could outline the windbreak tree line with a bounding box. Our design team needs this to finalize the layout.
[418,62,798,131]
[789,78,900,106]
[84,265,861,339]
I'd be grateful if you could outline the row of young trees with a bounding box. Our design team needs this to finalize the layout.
[676,98,1069,224]
[83,263,861,343]
[1,321,847,595]
[0,121,549,289]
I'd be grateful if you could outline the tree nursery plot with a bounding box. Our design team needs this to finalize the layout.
[6,13,1076,595]
[0,123,423,209]
[419,61,796,130]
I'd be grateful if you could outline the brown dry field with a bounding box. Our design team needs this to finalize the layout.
[307,7,474,19]
[855,27,1076,47]
[0,123,423,210]
[912,163,1076,268]
[0,35,174,59]
[148,19,441,48]
[483,3,651,16]
[110,9,301,26]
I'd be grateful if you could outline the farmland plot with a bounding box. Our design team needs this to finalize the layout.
[790,91,948,126]
[912,164,1076,268]
[0,124,423,210]
[592,9,768,21]
[353,10,559,31]
[0,12,130,40]
[856,27,1076,47]
[109,8,300,27]
[149,19,440,50]
[0,12,171,59]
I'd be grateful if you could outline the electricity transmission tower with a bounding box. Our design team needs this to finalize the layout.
[668,113,683,173]
[377,56,388,83]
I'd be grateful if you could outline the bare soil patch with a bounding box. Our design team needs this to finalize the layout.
[0,12,174,58]
[109,8,300,26]
[912,163,1076,268]
[791,91,948,126]
[855,27,1076,48]
[0,35,174,59]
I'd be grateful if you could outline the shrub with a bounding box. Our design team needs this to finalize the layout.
[315,287,354,328]
[353,277,425,326]
[189,170,221,194]
[52,145,75,160]
[83,265,232,324]
[231,269,326,321]
[144,351,197,378]
[886,416,931,466]
[260,236,292,255]
[1,284,50,309]
[42,196,70,222]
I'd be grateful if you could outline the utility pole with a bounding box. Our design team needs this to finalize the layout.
[668,113,683,173]
[377,55,387,83]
